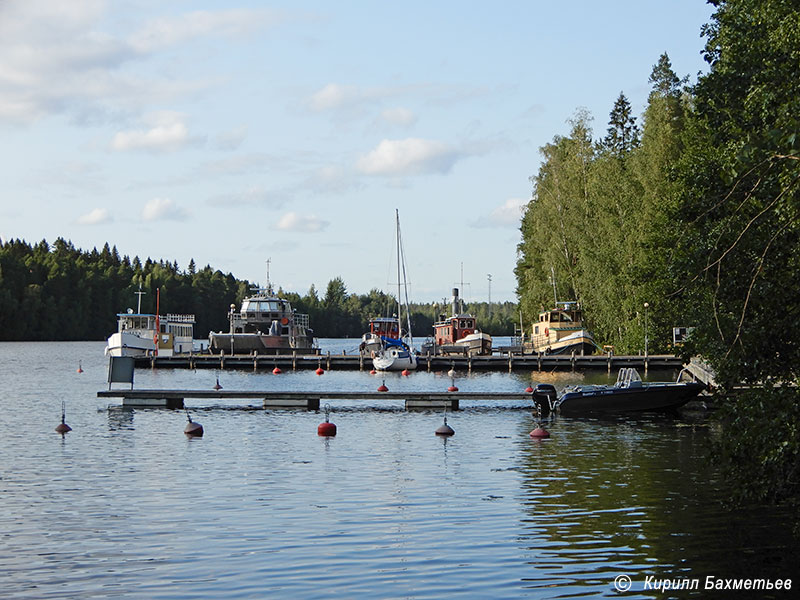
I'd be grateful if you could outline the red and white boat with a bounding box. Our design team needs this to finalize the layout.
[426,288,492,356]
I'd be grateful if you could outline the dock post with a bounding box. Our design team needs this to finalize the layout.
[326,351,331,370]
[292,351,297,371]
[359,352,363,371]
[220,354,224,370]
[644,356,649,374]
[607,351,612,373]
[427,353,431,372]
[468,355,472,374]
[537,352,542,372]
[571,350,576,371]
[508,353,513,373]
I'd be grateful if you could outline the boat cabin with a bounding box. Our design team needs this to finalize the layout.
[434,315,476,345]
[369,317,400,340]
[531,302,584,338]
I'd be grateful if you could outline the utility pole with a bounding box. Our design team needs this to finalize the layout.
[487,274,492,317]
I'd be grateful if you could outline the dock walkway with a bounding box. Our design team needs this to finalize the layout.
[136,353,682,373]
[97,389,535,410]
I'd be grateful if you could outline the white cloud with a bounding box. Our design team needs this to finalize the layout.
[475,197,528,228]
[76,207,111,225]
[379,107,417,127]
[142,197,189,222]
[308,83,359,112]
[129,9,273,52]
[275,211,329,232]
[356,138,463,176]
[111,111,197,152]
[214,125,248,151]
[0,3,275,124]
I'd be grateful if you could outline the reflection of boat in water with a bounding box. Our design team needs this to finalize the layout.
[209,275,316,355]
[372,210,417,372]
[526,301,598,355]
[105,288,195,357]
[530,368,705,415]
[421,287,492,356]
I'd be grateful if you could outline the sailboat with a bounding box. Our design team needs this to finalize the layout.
[372,210,418,372]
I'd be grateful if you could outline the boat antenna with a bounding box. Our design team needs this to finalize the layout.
[550,266,558,307]
[265,258,272,294]
[135,283,145,314]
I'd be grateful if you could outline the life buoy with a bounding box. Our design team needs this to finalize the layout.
[281,317,289,325]
[462,329,472,336]
[544,328,549,336]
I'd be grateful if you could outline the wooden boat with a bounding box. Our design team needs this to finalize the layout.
[530,368,705,415]
[423,287,492,356]
[526,301,598,355]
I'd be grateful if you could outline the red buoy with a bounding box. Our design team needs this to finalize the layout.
[318,421,337,436]
[369,369,377,375]
[273,366,282,374]
[55,401,71,434]
[318,404,337,436]
[77,361,83,374]
[315,367,325,376]
[377,381,389,392]
[184,411,203,436]
[401,369,410,376]
[525,386,534,393]
[213,376,222,390]
[435,415,455,436]
[447,385,458,392]
[530,426,550,439]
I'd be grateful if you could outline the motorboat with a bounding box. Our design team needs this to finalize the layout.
[209,272,317,355]
[530,368,705,415]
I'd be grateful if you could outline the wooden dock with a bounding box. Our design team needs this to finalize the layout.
[134,352,682,373]
[97,389,537,410]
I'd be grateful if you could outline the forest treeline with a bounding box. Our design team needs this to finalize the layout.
[0,239,517,341]
[516,0,799,506]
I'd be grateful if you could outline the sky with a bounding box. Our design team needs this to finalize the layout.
[0,0,716,304]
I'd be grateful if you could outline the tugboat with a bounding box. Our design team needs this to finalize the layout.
[422,288,492,356]
[526,301,598,355]
[209,270,317,355]
[360,316,400,355]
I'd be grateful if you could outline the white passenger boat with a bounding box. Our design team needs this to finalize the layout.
[105,288,195,357]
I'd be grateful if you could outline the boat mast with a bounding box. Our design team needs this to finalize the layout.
[395,209,414,346]
[550,266,558,307]
[135,283,145,314]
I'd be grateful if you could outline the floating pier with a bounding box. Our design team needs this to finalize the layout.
[96,389,537,410]
[135,352,682,373]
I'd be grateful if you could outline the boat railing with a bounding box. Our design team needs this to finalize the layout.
[294,313,310,328]
[616,368,643,388]
[165,313,196,323]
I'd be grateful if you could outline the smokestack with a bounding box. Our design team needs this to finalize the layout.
[451,288,459,316]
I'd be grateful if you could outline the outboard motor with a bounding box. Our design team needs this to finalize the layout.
[532,383,557,417]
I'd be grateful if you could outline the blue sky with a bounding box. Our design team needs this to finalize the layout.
[0,0,714,303]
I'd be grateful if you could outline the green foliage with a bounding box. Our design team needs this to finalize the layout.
[712,387,800,507]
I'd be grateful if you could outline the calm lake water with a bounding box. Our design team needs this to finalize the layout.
[1,341,798,599]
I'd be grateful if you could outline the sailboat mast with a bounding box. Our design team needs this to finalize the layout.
[395,209,402,328]
[395,209,414,346]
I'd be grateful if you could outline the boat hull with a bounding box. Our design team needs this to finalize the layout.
[556,382,705,415]
[209,332,317,355]
[373,347,418,371]
[105,332,155,357]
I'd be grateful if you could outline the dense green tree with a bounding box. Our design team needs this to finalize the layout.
[670,0,800,505]
[601,92,641,159]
